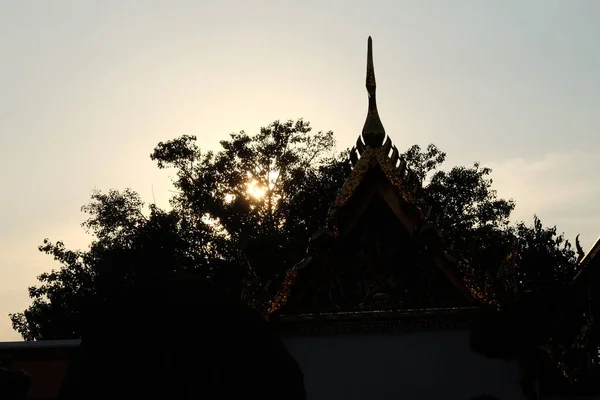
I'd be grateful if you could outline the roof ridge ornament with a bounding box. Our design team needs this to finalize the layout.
[361,36,386,147]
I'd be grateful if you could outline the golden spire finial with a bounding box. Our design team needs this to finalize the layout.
[361,36,386,147]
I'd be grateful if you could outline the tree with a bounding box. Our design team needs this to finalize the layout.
[403,144,518,301]
[467,216,584,396]
[149,119,348,302]
[10,189,198,340]
[10,120,347,339]
[512,216,579,292]
[9,121,581,342]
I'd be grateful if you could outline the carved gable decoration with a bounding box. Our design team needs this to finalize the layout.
[268,37,476,317]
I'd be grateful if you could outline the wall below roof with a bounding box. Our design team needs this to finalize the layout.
[0,340,80,400]
[11,359,71,400]
[544,398,600,400]
[282,329,530,400]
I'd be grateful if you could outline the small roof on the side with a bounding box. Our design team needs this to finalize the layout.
[578,236,600,266]
[0,339,81,400]
[572,236,600,284]
[0,339,81,350]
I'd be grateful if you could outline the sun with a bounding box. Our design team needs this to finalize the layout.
[246,180,266,199]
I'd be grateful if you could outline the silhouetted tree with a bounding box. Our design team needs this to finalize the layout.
[10,190,199,340]
[149,119,348,302]
[9,120,581,343]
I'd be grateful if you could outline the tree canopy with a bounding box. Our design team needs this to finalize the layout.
[9,119,582,342]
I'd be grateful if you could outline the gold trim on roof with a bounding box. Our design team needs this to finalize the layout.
[334,148,418,208]
[267,264,299,314]
[327,146,423,228]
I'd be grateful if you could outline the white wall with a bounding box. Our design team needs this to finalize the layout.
[282,330,529,400]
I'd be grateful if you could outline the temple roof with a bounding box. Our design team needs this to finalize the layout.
[268,37,476,316]
[574,236,600,272]
[0,339,79,400]
[328,37,424,234]
[569,235,600,297]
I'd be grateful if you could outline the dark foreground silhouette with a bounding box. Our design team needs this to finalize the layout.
[60,273,305,400]
[0,367,30,400]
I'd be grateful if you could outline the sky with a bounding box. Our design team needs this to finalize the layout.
[1,0,599,341]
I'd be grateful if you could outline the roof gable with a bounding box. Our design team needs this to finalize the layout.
[329,145,423,237]
[268,37,476,316]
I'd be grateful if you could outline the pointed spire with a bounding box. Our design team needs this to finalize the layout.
[361,36,386,147]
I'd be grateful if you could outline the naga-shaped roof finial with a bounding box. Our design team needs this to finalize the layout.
[361,36,386,147]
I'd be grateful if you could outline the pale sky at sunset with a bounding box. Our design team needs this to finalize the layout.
[1,1,599,340]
